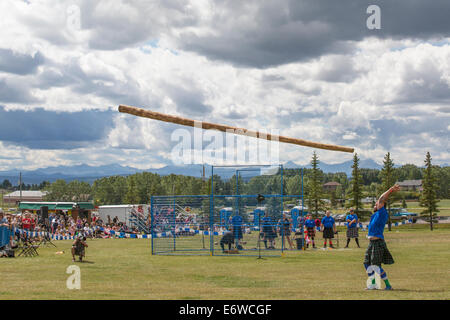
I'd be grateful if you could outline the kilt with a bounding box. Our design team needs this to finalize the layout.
[363,239,395,266]
[306,227,316,238]
[281,227,291,236]
[263,226,276,239]
[323,227,334,239]
[73,245,85,256]
[346,227,359,238]
[232,226,243,240]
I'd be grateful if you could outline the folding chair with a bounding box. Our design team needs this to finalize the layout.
[38,234,57,247]
[18,239,39,257]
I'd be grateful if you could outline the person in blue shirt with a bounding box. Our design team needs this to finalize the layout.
[320,211,336,248]
[230,213,244,249]
[297,214,306,234]
[345,208,360,248]
[364,184,400,290]
[304,214,317,249]
[277,213,294,250]
[261,212,276,249]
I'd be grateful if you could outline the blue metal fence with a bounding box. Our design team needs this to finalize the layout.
[151,165,304,257]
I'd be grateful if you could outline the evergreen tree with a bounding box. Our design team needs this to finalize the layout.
[349,153,363,211]
[419,152,439,231]
[1,179,12,189]
[307,152,325,217]
[380,152,396,231]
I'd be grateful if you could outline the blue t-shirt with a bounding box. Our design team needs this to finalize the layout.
[368,206,388,239]
[305,219,316,228]
[321,216,335,228]
[261,216,272,225]
[346,214,358,228]
[231,215,243,227]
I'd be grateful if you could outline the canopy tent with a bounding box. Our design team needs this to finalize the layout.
[18,202,94,211]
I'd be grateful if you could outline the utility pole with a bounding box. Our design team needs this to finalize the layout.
[19,172,22,202]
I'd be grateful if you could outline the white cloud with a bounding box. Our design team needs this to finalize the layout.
[0,1,448,170]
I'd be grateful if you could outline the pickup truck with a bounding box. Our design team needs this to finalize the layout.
[390,208,418,223]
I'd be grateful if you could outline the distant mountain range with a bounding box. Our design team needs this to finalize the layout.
[0,160,446,185]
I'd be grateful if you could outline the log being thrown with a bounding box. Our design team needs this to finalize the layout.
[118,104,354,153]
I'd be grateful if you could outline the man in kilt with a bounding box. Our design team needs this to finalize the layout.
[261,212,276,249]
[230,213,244,249]
[71,235,88,262]
[364,184,400,290]
[304,214,316,249]
[321,210,336,248]
[345,208,360,248]
[278,213,294,250]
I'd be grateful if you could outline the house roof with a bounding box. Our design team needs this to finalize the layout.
[4,190,48,198]
[397,180,422,186]
[323,182,341,186]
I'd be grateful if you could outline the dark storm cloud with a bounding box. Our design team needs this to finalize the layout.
[36,59,155,108]
[0,49,45,75]
[176,0,450,68]
[79,0,197,50]
[0,106,115,149]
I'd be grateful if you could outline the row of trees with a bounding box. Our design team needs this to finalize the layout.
[0,180,50,191]
[306,151,441,231]
[44,173,208,205]
[3,152,444,231]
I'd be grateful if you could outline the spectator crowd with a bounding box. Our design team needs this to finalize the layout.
[0,208,144,241]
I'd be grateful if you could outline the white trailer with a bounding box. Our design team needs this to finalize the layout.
[98,204,149,226]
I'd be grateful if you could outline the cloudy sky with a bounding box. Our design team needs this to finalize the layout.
[0,0,449,171]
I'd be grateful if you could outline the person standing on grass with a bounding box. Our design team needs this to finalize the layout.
[304,214,316,249]
[230,213,244,249]
[261,211,276,249]
[278,213,294,250]
[345,208,360,248]
[321,210,336,248]
[364,184,400,291]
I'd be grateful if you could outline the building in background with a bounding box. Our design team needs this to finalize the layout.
[396,180,423,192]
[322,181,341,193]
[3,190,48,205]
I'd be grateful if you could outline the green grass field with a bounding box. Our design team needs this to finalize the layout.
[1,224,449,300]
[401,199,450,216]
